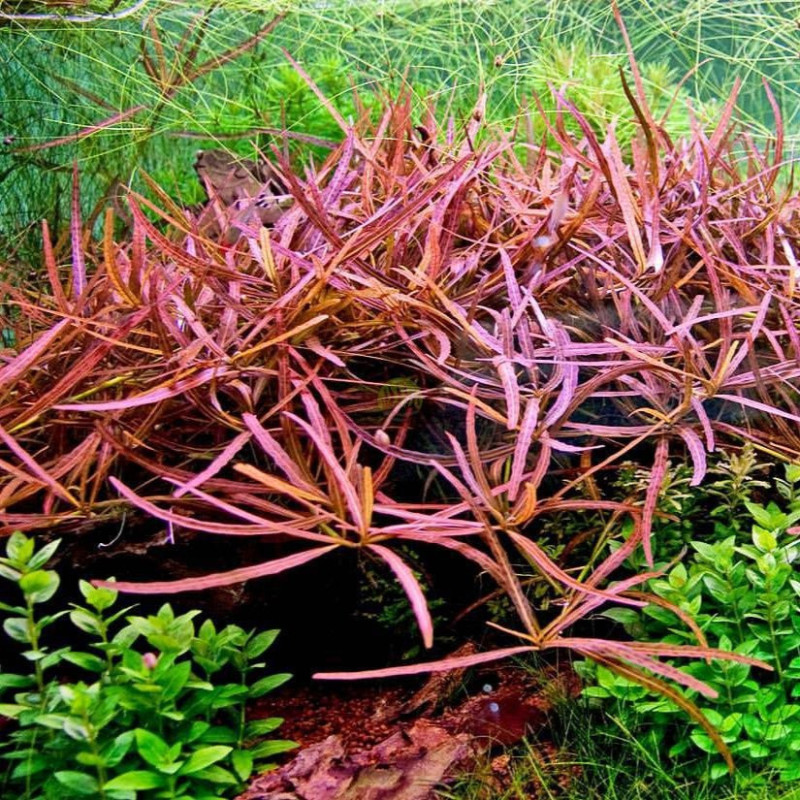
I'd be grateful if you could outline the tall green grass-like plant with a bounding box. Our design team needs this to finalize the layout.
[0,532,295,800]
[0,0,767,260]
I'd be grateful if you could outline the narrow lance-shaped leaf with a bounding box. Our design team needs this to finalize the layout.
[507,397,540,502]
[314,646,535,681]
[368,544,433,649]
[55,367,233,411]
[93,545,339,594]
[0,423,79,508]
[641,438,669,565]
[507,532,646,609]
[676,426,707,487]
[172,432,251,499]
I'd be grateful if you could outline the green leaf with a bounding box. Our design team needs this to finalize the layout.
[4,616,31,644]
[245,629,279,659]
[752,527,778,552]
[582,686,611,698]
[0,672,35,689]
[28,539,61,570]
[158,660,192,701]
[246,717,284,737]
[0,563,22,582]
[248,673,292,698]
[76,751,106,767]
[34,713,69,729]
[178,745,232,775]
[709,763,729,780]
[183,720,211,743]
[689,731,717,754]
[135,728,172,767]
[103,731,136,767]
[192,765,238,785]
[106,791,136,800]
[69,608,104,635]
[104,771,167,790]
[55,771,100,795]
[6,531,34,564]
[63,651,107,672]
[19,569,59,604]
[0,703,27,718]
[64,717,91,741]
[249,739,298,760]
[79,579,118,611]
[201,725,238,744]
[232,749,254,782]
[10,754,49,779]
[745,502,777,531]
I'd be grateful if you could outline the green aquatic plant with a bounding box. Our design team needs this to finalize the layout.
[0,532,295,799]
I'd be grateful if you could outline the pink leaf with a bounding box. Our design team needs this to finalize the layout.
[642,438,669,566]
[55,367,232,411]
[172,432,251,499]
[507,532,646,608]
[676,427,707,487]
[94,545,338,594]
[0,423,78,507]
[313,646,535,681]
[70,162,86,301]
[368,543,434,649]
[0,318,71,390]
[547,639,717,698]
[690,397,716,452]
[493,357,520,430]
[715,394,800,424]
[242,413,319,494]
[508,397,540,502]
[285,412,364,531]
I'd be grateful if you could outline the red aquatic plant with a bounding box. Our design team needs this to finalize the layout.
[1,29,798,768]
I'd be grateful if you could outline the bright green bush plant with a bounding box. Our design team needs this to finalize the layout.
[579,463,800,781]
[0,532,295,800]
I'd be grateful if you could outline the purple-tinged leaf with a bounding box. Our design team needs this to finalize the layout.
[55,367,233,411]
[70,162,86,301]
[690,397,716,452]
[172,432,251,499]
[397,532,504,582]
[284,412,364,532]
[715,394,800,424]
[603,126,647,273]
[313,646,535,681]
[109,477,331,541]
[507,397,539,502]
[0,423,79,507]
[676,426,707,486]
[94,545,339,594]
[0,318,71,391]
[641,438,669,566]
[547,638,718,698]
[368,544,433,649]
[493,357,520,430]
[507,532,646,609]
[242,413,319,495]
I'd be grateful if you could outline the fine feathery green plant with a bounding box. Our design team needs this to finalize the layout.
[579,463,800,782]
[0,532,296,800]
[1,0,777,261]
